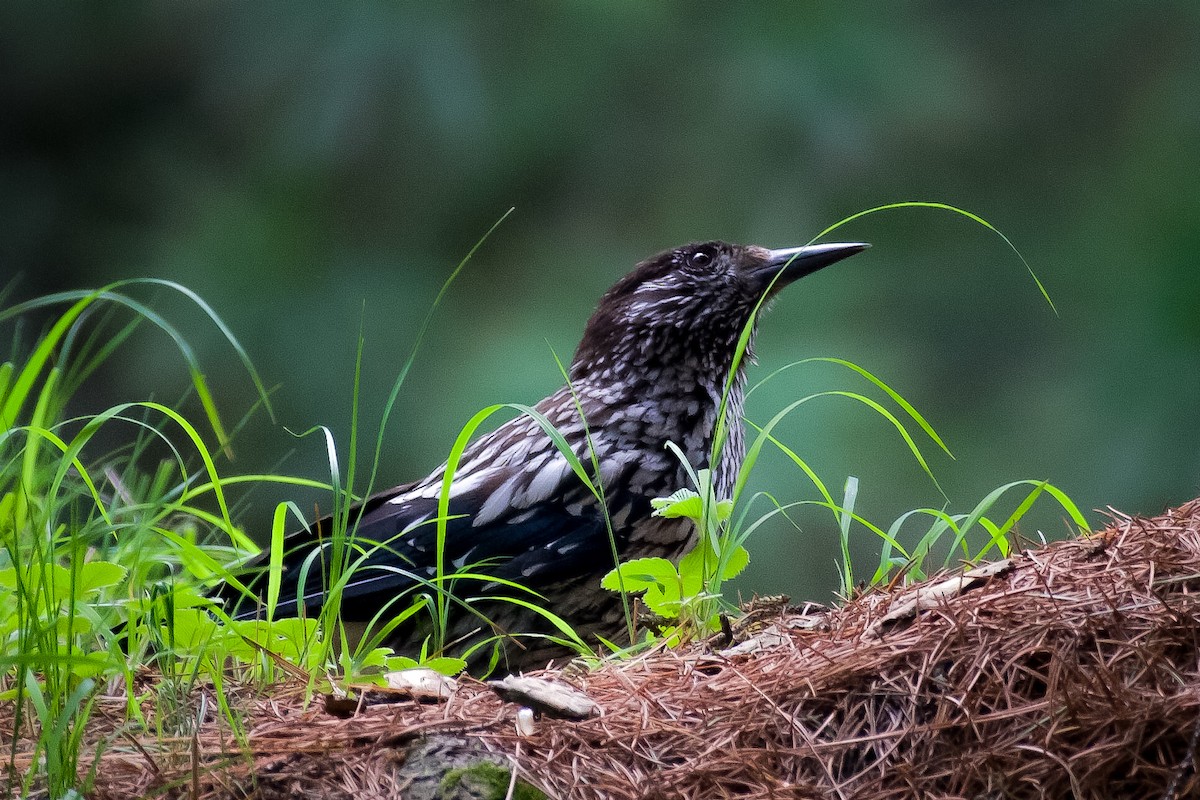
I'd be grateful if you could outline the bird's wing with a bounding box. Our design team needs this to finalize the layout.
[226,448,640,620]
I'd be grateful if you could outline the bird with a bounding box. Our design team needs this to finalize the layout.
[223,240,869,671]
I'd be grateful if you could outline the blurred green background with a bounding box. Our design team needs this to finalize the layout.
[3,4,1198,602]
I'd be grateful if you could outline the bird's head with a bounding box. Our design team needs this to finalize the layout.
[571,240,869,380]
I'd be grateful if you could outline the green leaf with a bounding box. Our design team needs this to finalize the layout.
[385,656,419,671]
[601,557,682,615]
[75,562,127,595]
[351,646,392,674]
[421,656,468,676]
[55,616,93,638]
[232,617,320,661]
[678,544,749,595]
[651,489,704,520]
[166,608,224,652]
[601,557,677,592]
[651,480,733,524]
[720,545,749,580]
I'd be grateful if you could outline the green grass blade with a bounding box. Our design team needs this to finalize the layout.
[133,278,275,422]
[1,283,266,455]
[824,390,947,500]
[740,420,837,521]
[810,200,1057,315]
[0,361,14,412]
[0,293,95,429]
[364,208,515,499]
[266,502,291,621]
[747,356,953,458]
[548,346,632,641]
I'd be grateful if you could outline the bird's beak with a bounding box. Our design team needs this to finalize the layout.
[755,242,870,290]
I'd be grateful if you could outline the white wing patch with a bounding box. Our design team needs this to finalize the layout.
[523,457,572,506]
[475,473,521,526]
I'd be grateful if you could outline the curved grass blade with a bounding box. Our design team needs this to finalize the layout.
[746,356,953,458]
[2,281,274,456]
[810,201,1056,315]
[363,208,515,499]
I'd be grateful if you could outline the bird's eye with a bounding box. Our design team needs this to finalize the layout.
[687,248,715,268]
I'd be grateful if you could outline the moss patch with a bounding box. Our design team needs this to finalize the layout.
[440,761,547,800]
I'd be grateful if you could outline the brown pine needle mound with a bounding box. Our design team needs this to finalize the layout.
[10,499,1200,799]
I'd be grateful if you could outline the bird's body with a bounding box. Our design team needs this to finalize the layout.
[227,240,868,670]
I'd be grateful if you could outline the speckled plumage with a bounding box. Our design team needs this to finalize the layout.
[227,240,868,670]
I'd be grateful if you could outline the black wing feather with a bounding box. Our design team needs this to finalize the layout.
[224,475,627,620]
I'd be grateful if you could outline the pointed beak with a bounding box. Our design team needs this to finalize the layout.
[753,242,870,289]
